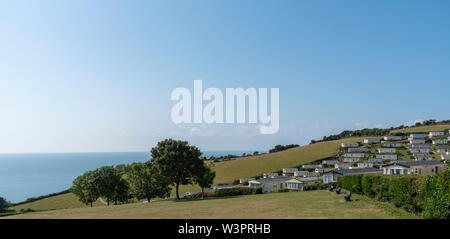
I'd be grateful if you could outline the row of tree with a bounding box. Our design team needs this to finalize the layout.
[0,196,10,212]
[71,139,216,206]
[268,144,299,153]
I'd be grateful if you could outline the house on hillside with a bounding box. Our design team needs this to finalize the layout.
[383,161,445,176]
[286,176,322,190]
[343,157,362,163]
[282,168,299,177]
[364,138,380,144]
[302,164,322,170]
[239,178,255,184]
[382,142,402,148]
[322,168,383,183]
[378,148,396,154]
[357,162,374,168]
[384,136,403,141]
[334,163,351,170]
[409,139,426,144]
[322,159,339,166]
[409,133,428,139]
[343,153,365,158]
[248,176,290,193]
[294,171,310,177]
[262,173,279,179]
[347,147,370,153]
[411,143,431,149]
[341,142,359,148]
[413,153,432,161]
[432,139,448,145]
[376,154,397,160]
[315,168,332,174]
[368,158,383,164]
[410,148,430,154]
[429,131,445,138]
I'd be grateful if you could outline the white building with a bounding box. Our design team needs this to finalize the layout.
[411,143,431,149]
[343,153,365,158]
[384,136,403,141]
[334,163,351,170]
[429,131,445,138]
[239,178,256,184]
[409,133,428,139]
[262,173,279,179]
[282,168,299,177]
[364,138,380,144]
[411,148,430,154]
[322,159,339,166]
[376,154,397,160]
[302,164,322,169]
[409,139,426,144]
[413,153,432,161]
[368,158,383,164]
[347,147,370,153]
[248,176,290,193]
[383,161,445,175]
[357,162,374,168]
[343,157,361,163]
[378,148,396,153]
[382,142,402,148]
[432,139,448,145]
[294,171,310,177]
[341,142,359,148]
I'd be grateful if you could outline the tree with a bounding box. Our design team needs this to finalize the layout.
[127,162,171,202]
[71,170,99,207]
[151,139,204,199]
[0,196,9,212]
[195,164,216,198]
[94,166,129,206]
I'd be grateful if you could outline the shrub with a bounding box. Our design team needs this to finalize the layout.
[215,187,256,197]
[254,187,263,194]
[338,171,449,218]
[278,188,291,193]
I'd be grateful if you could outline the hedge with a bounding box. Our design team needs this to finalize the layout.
[215,187,257,197]
[338,171,449,218]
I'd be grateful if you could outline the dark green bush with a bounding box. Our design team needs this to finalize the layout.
[254,187,263,194]
[338,171,449,218]
[278,188,291,193]
[215,187,256,197]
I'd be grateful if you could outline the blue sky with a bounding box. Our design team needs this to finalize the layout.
[1,0,449,153]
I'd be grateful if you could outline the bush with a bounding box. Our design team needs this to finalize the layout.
[215,187,256,197]
[278,188,291,193]
[254,187,263,194]
[338,171,449,218]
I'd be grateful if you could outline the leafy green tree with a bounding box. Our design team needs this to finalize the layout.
[94,166,129,206]
[127,162,171,202]
[71,170,99,207]
[151,139,203,199]
[195,164,216,198]
[0,196,9,212]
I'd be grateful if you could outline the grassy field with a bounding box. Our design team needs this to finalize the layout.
[9,192,105,212]
[390,124,450,134]
[4,190,415,219]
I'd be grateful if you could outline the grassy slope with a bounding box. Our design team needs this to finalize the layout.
[9,193,104,211]
[390,124,450,134]
[5,190,414,219]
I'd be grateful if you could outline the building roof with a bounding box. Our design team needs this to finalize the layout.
[385,160,444,168]
[329,167,382,175]
[249,176,290,184]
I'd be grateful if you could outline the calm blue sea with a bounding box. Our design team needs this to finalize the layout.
[0,151,258,203]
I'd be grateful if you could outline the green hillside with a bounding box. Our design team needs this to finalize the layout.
[7,123,449,214]
[4,190,414,219]
[390,124,450,134]
[10,192,105,212]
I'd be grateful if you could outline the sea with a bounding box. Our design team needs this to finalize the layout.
[0,151,260,203]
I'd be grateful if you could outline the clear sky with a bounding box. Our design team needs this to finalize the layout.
[1,0,449,153]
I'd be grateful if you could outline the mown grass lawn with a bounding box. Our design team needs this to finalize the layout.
[5,190,415,219]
